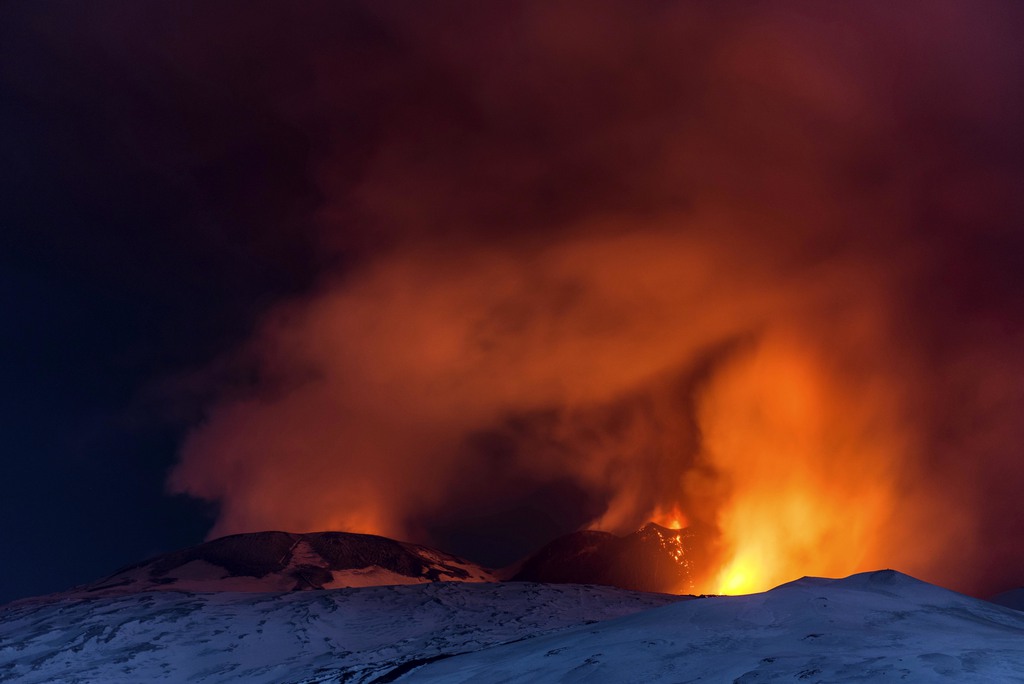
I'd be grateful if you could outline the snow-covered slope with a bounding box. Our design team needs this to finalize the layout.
[409,570,1024,683]
[0,583,685,683]
[72,530,495,596]
[4,570,1023,683]
[513,522,712,594]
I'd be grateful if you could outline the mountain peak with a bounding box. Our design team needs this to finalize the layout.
[72,530,496,596]
[513,522,713,594]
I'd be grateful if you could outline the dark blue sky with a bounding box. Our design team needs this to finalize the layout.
[0,3,333,603]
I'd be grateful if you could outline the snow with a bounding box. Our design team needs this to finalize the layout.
[409,571,1024,683]
[3,570,1023,683]
[0,582,683,683]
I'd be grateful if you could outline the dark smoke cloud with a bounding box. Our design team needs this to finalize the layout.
[95,0,1024,594]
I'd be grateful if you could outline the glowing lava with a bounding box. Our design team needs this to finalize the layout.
[691,331,903,595]
[651,505,688,531]
[716,555,760,595]
[642,329,909,596]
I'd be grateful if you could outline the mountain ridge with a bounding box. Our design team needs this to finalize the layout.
[70,530,496,597]
[54,523,715,599]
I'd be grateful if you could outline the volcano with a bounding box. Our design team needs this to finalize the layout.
[73,530,495,596]
[512,522,714,594]
[4,531,1024,681]
[69,524,709,598]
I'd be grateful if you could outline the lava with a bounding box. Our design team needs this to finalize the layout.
[651,506,688,532]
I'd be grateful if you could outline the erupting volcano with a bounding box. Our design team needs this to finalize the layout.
[6,1,1024,680]
[514,522,711,594]
[4,0,1024,615]
[168,224,1007,598]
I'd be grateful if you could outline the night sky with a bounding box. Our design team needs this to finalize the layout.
[3,1,1024,604]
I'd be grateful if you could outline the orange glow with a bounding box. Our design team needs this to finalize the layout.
[652,505,688,531]
[688,329,905,595]
[132,0,1024,604]
[716,555,760,595]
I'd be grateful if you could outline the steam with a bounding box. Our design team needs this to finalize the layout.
[168,1,1024,595]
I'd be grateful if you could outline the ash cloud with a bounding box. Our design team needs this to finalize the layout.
[154,1,1024,594]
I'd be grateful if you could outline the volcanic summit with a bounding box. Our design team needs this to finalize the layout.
[74,531,496,596]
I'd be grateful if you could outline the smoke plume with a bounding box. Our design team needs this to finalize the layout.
[165,1,1024,595]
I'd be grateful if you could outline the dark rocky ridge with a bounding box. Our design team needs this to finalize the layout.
[69,524,714,597]
[513,523,714,594]
[145,531,297,578]
[79,530,495,594]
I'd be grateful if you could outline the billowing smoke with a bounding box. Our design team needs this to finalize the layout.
[163,1,1024,595]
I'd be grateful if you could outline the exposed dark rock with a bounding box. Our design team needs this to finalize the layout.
[512,523,714,594]
[77,531,495,595]
[72,524,715,597]
[148,531,297,578]
[308,532,438,577]
[290,564,334,590]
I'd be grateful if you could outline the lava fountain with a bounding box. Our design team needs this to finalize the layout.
[649,327,911,595]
